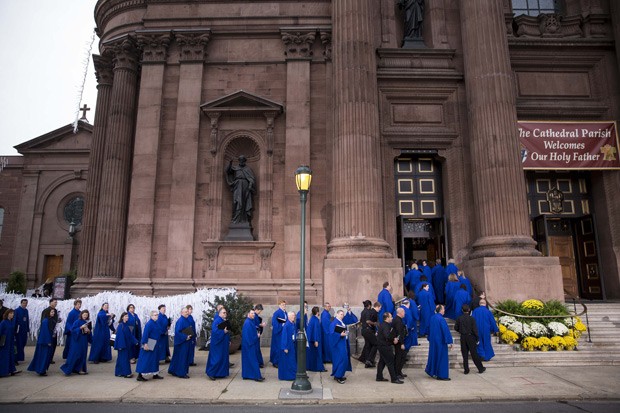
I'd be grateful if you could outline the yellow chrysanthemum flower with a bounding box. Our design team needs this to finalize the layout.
[550,336,566,350]
[521,336,539,351]
[521,299,544,310]
[563,336,577,349]
[500,330,519,344]
[575,321,587,332]
[499,324,507,333]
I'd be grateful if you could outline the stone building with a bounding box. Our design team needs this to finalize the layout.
[2,0,620,305]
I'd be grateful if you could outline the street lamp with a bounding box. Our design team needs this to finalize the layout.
[291,165,312,393]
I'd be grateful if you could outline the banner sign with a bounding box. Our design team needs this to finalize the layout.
[518,121,620,170]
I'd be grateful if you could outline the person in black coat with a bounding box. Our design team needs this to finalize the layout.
[392,307,408,380]
[375,313,403,384]
[454,304,485,374]
[358,300,379,367]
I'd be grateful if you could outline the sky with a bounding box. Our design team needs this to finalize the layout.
[0,0,99,156]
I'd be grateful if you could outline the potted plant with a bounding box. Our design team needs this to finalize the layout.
[202,291,254,354]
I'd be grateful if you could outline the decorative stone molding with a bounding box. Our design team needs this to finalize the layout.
[136,31,172,63]
[319,29,332,61]
[92,54,113,86]
[259,248,272,271]
[206,248,218,271]
[280,29,316,59]
[582,14,609,38]
[264,114,275,156]
[104,35,139,72]
[174,30,211,63]
[208,112,221,155]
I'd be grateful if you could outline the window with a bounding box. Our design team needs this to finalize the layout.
[512,0,560,16]
[63,196,84,225]
[0,207,4,241]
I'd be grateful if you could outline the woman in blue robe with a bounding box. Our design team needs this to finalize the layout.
[452,284,472,320]
[206,308,230,380]
[329,310,351,384]
[269,301,287,367]
[136,311,164,381]
[126,304,142,362]
[320,304,333,362]
[472,302,499,361]
[431,261,446,304]
[15,300,30,364]
[404,265,422,293]
[61,310,92,375]
[417,284,436,336]
[0,309,18,377]
[278,312,296,380]
[377,284,394,324]
[28,309,55,376]
[115,312,139,378]
[88,303,115,363]
[445,260,459,278]
[241,310,264,381]
[306,307,326,372]
[444,274,461,320]
[425,305,453,380]
[458,271,474,297]
[168,308,193,378]
[62,300,81,360]
[405,292,420,347]
[186,305,197,366]
[156,305,171,362]
[253,304,266,367]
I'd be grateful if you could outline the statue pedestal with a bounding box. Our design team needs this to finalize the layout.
[402,38,427,49]
[224,222,254,241]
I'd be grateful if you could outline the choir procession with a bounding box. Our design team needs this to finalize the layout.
[0,259,496,387]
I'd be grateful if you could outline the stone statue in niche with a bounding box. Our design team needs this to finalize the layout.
[226,155,256,224]
[399,0,426,47]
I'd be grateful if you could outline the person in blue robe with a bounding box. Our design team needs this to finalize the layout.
[88,303,115,363]
[329,310,351,384]
[61,310,92,375]
[306,306,326,372]
[115,312,139,378]
[342,303,358,325]
[472,300,499,361]
[431,259,446,304]
[320,303,333,363]
[0,309,18,376]
[405,292,420,346]
[444,274,461,320]
[126,304,142,362]
[425,305,453,380]
[404,265,422,293]
[269,300,287,367]
[296,301,309,330]
[136,310,164,381]
[242,309,264,381]
[420,260,432,283]
[186,305,197,366]
[458,271,474,298]
[398,301,415,351]
[206,307,230,380]
[452,284,472,320]
[415,276,436,303]
[417,284,435,336]
[28,309,56,376]
[168,308,193,378]
[445,259,459,279]
[253,304,266,368]
[62,299,81,360]
[156,304,171,363]
[278,312,297,380]
[377,282,394,324]
[15,299,30,363]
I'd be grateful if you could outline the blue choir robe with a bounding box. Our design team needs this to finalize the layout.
[28,318,53,375]
[62,308,80,360]
[253,314,264,367]
[278,320,296,380]
[425,313,453,380]
[88,309,114,362]
[15,306,30,362]
[320,309,333,362]
[431,265,446,304]
[61,319,92,375]
[452,289,472,320]
[296,311,309,329]
[459,276,474,298]
[329,319,351,379]
[377,288,394,324]
[472,306,499,361]
[445,263,459,277]
[269,308,286,367]
[444,281,461,320]
[136,319,162,375]
[306,315,325,372]
[241,317,262,380]
[404,269,422,292]
[115,321,139,376]
[415,281,436,302]
[343,311,358,326]
[187,314,196,365]
[156,313,170,362]
[421,264,432,282]
[168,316,193,377]
[206,316,230,378]
[417,288,436,336]
[399,305,415,351]
[406,304,420,347]
[127,312,142,361]
[0,318,17,376]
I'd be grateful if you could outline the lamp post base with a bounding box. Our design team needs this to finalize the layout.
[291,376,313,393]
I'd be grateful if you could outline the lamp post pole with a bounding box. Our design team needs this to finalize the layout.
[292,166,312,392]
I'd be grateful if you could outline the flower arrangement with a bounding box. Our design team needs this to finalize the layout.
[500,330,519,345]
[550,336,567,350]
[537,336,552,351]
[521,336,539,351]
[563,335,577,350]
[528,322,548,338]
[521,299,544,310]
[547,321,570,336]
[499,324,507,334]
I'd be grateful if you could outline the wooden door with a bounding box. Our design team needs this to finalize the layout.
[44,255,63,281]
[574,215,604,299]
[548,236,578,297]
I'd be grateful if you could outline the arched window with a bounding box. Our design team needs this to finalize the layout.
[0,207,4,241]
[512,0,561,16]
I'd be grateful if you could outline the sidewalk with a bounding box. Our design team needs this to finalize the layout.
[1,347,619,404]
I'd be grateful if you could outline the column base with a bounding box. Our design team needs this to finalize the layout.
[117,278,154,296]
[326,236,394,259]
[151,279,197,296]
[469,235,541,260]
[464,256,564,303]
[70,277,121,297]
[323,257,403,306]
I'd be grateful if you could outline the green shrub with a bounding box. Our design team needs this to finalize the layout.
[202,291,254,339]
[6,271,27,295]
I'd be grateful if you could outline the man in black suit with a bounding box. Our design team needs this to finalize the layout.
[392,307,408,380]
[454,304,485,374]
[41,298,61,364]
[376,313,403,384]
[359,300,379,367]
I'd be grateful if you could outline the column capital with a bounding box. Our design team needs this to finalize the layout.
[103,35,139,72]
[136,30,172,64]
[319,28,332,61]
[93,54,113,86]
[280,28,316,60]
[174,29,211,63]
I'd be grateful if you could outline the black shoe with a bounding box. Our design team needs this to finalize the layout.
[376,378,388,382]
[259,364,264,368]
[336,378,346,384]
[93,361,99,365]
[208,375,216,381]
[189,363,197,367]
[478,367,486,374]
[49,361,55,365]
[391,379,404,384]
[153,374,164,380]
[165,358,171,364]
[321,369,328,372]
[125,374,134,378]
[400,373,408,378]
[364,362,374,369]
[180,375,190,379]
[169,371,177,377]
[255,377,265,382]
[137,374,147,382]
[464,370,470,375]
[229,363,235,367]
[39,372,47,376]
[437,377,451,381]
[11,370,22,376]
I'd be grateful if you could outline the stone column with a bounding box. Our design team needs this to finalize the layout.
[73,53,113,295]
[280,28,315,279]
[120,31,171,295]
[12,171,40,287]
[459,0,563,302]
[91,36,139,288]
[324,0,402,306]
[157,30,210,294]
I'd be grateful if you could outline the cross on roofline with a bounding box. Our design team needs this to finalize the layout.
[79,104,91,120]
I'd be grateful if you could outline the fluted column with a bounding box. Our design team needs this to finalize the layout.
[460,0,538,258]
[92,35,139,283]
[74,53,113,293]
[328,0,392,258]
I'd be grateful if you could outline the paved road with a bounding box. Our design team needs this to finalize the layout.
[3,401,620,413]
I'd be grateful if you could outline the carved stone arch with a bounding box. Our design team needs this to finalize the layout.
[34,172,85,214]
